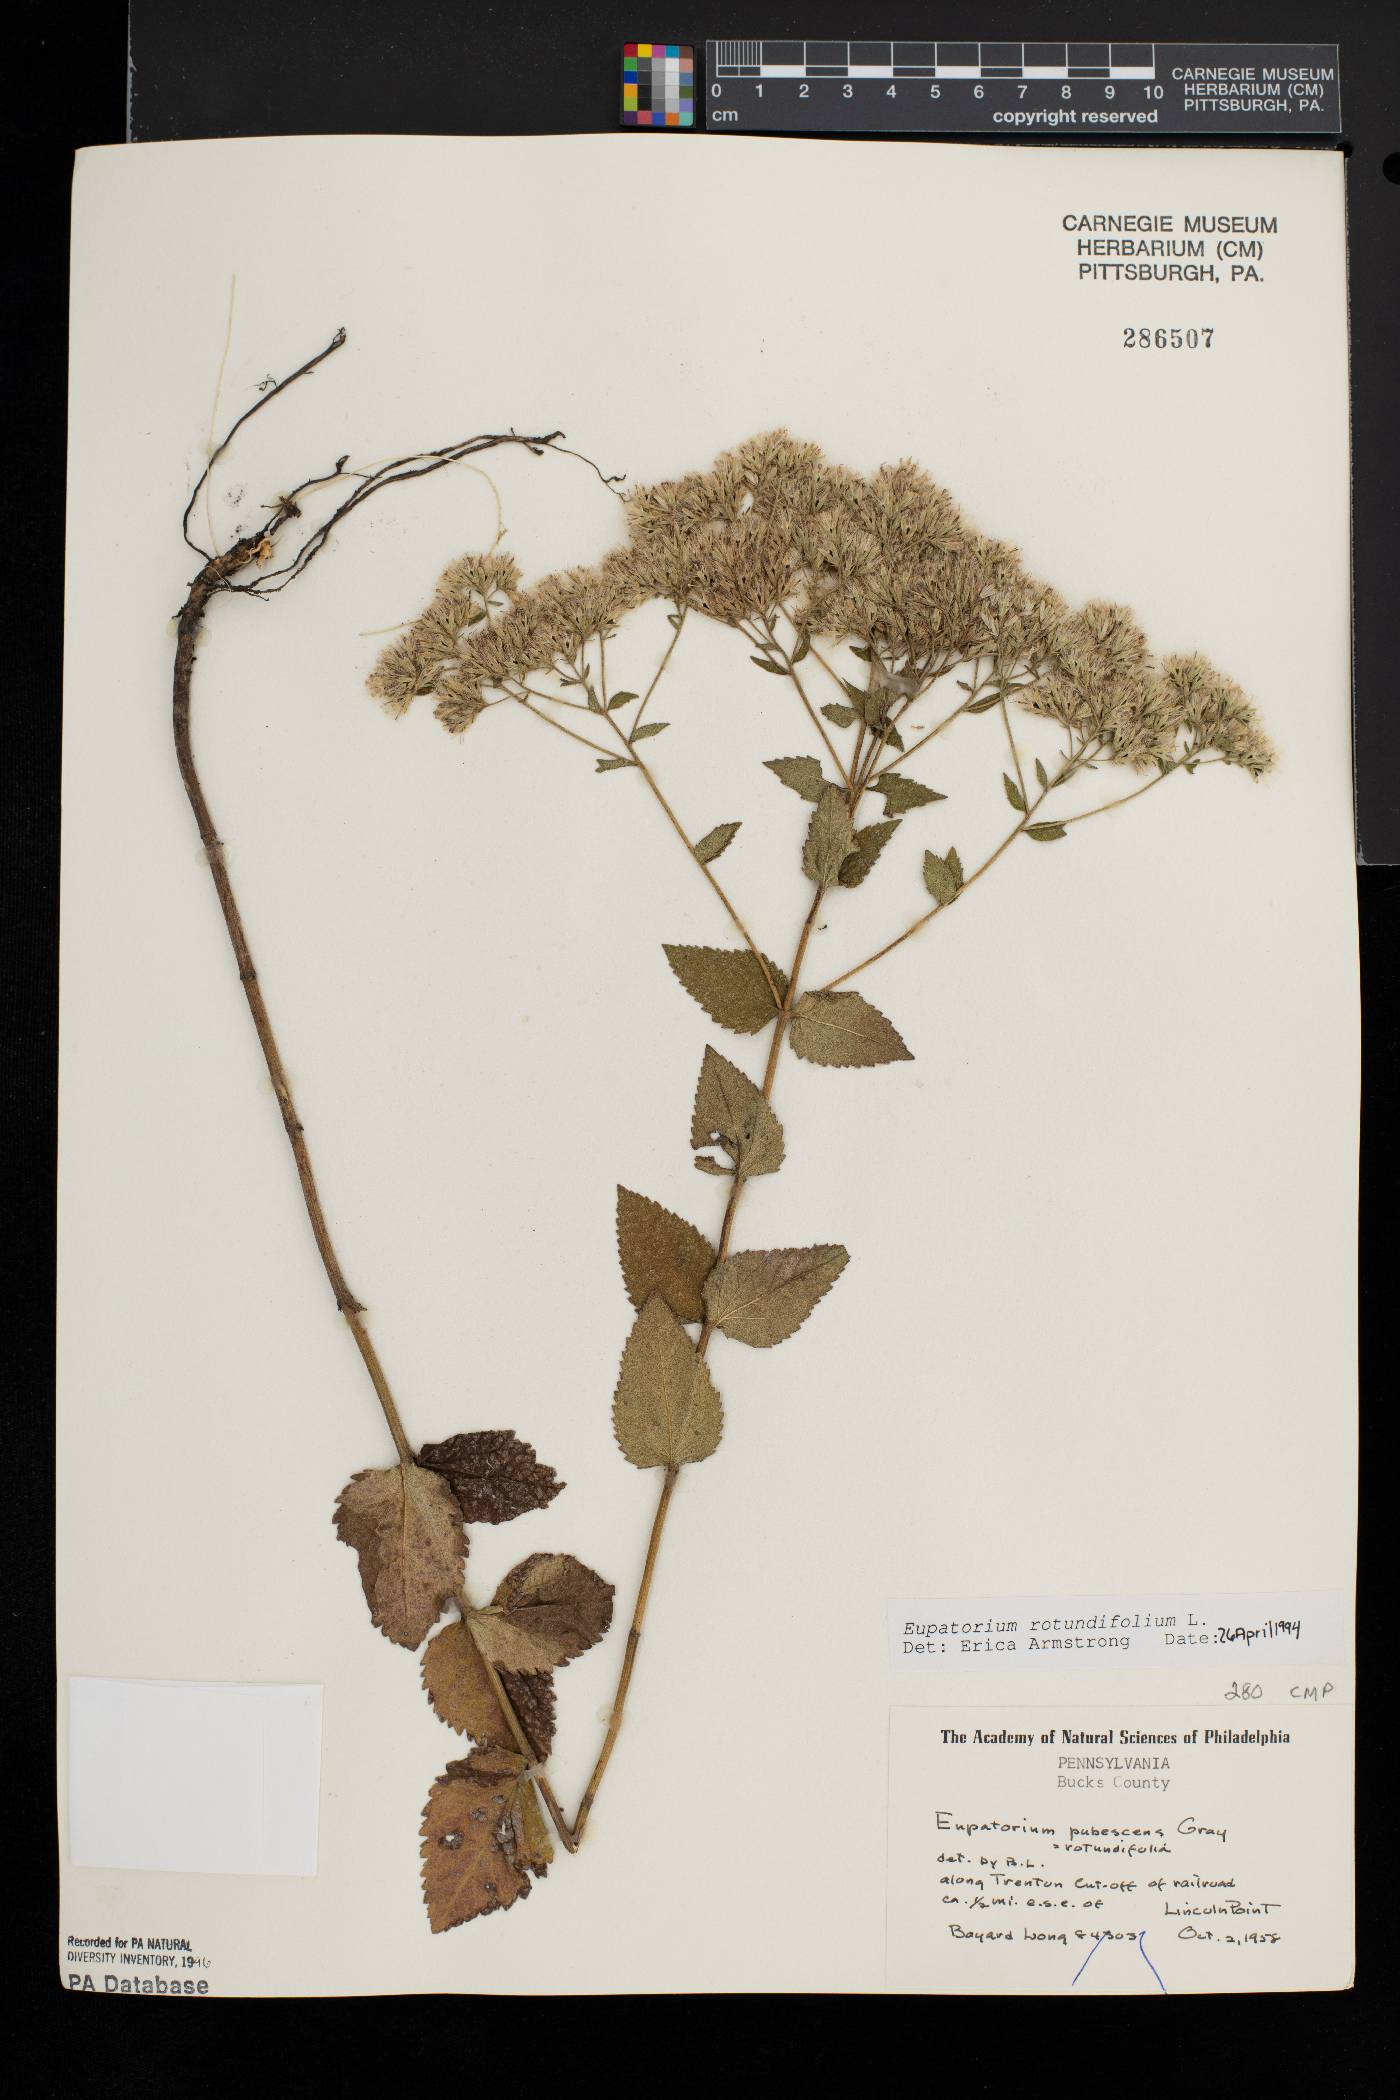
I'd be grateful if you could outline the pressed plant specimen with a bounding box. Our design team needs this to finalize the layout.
[370,429,1275,1914]
[172,333,1272,1936]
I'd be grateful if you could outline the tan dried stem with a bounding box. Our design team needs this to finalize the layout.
[172,327,592,1854]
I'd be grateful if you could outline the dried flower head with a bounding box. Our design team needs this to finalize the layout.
[368,433,1272,782]
[1015,601,1168,770]
[1157,653,1276,776]
[367,550,523,718]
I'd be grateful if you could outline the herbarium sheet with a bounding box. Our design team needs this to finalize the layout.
[59,135,1356,1996]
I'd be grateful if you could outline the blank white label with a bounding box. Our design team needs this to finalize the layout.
[68,1678,322,1877]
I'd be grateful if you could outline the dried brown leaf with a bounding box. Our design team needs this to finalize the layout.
[702,1244,849,1348]
[420,1747,549,1932]
[512,1776,555,1877]
[803,784,857,887]
[417,1430,563,1525]
[787,989,913,1069]
[690,1045,785,1179]
[838,818,900,888]
[471,1553,615,1674]
[500,1668,556,1761]
[333,1462,464,1649]
[663,944,787,1034]
[613,1293,723,1469]
[422,1619,503,1741]
[616,1186,714,1324]
[421,1621,555,1755]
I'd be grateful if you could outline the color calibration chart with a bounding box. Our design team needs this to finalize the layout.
[622,43,696,127]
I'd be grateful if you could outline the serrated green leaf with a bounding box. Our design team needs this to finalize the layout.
[838,818,900,889]
[612,1295,723,1469]
[841,682,890,732]
[965,693,1000,714]
[877,772,947,815]
[663,944,787,1033]
[703,1244,849,1349]
[791,634,810,663]
[596,756,636,772]
[691,1045,785,1179]
[693,821,741,866]
[631,721,668,741]
[1003,773,1027,813]
[803,784,856,887]
[1035,757,1049,791]
[764,755,828,804]
[923,848,963,906]
[616,1187,714,1325]
[820,703,858,728]
[607,691,639,709]
[787,990,913,1068]
[1025,821,1068,841]
[751,654,787,676]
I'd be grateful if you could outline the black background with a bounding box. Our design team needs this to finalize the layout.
[7,2,1394,2086]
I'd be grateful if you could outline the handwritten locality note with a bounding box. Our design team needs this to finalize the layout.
[886,1702,1352,1994]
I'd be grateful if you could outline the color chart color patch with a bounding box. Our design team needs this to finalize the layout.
[622,43,695,127]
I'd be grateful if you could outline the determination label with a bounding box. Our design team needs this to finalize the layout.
[888,1591,1349,1672]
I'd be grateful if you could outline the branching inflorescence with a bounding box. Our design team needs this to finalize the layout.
[369,431,1273,1921]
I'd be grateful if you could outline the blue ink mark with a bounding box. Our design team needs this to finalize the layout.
[1139,1930,1168,1995]
[1071,1934,1106,1987]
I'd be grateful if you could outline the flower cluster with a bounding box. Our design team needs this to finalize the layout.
[368,431,1272,776]
[1016,606,1274,775]
[1157,652,1276,777]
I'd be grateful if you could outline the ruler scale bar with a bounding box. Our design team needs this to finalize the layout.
[705,40,1341,133]
[712,40,1162,79]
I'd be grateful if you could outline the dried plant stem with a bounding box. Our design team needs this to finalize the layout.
[174,532,417,1468]
[999,692,1030,810]
[1059,757,1216,825]
[813,738,1198,992]
[571,875,825,1842]
[512,691,617,759]
[759,621,851,785]
[467,1620,578,1851]
[572,691,1110,1844]
[172,330,599,1856]
[870,688,976,781]
[570,1463,678,1841]
[597,657,784,1009]
[628,604,686,736]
